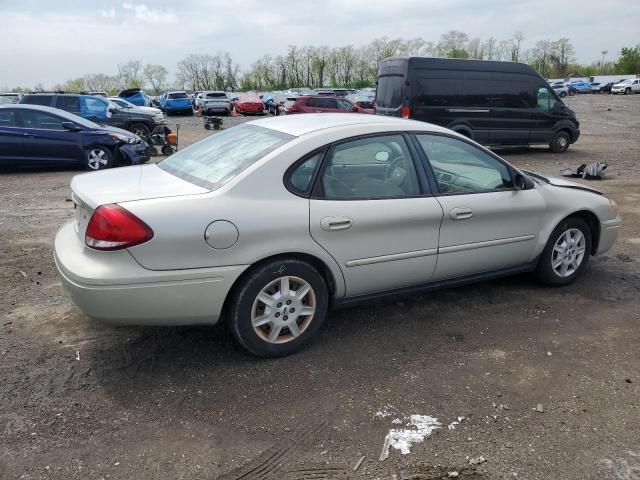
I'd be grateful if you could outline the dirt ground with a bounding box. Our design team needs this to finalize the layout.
[1,95,639,480]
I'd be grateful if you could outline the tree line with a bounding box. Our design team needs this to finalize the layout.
[3,34,639,94]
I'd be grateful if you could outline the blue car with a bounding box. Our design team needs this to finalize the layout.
[0,104,149,170]
[159,91,193,115]
[568,81,594,94]
[118,88,151,107]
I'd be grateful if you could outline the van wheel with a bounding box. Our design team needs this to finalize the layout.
[227,259,329,357]
[549,131,570,153]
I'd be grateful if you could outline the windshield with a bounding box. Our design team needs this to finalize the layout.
[158,124,294,190]
[168,92,188,99]
[0,95,20,105]
[376,75,404,108]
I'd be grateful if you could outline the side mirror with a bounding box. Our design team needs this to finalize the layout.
[108,106,118,113]
[61,121,81,131]
[514,173,534,190]
[351,105,358,112]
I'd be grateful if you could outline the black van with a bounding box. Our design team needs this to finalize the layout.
[375,57,580,153]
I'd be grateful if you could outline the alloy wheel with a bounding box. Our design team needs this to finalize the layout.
[87,149,108,170]
[251,276,316,344]
[551,228,586,277]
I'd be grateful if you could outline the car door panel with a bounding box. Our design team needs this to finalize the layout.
[0,109,24,162]
[433,190,545,280]
[17,110,83,163]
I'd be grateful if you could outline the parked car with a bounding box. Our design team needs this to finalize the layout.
[108,97,163,117]
[375,57,580,153]
[54,114,621,357]
[195,91,231,114]
[118,88,151,107]
[235,92,264,115]
[0,93,23,105]
[551,84,569,98]
[332,88,357,97]
[345,94,375,113]
[263,92,289,115]
[592,82,615,94]
[191,91,202,107]
[280,98,298,114]
[287,96,359,114]
[159,91,193,115]
[568,81,593,94]
[0,104,148,169]
[611,79,640,95]
[89,91,108,97]
[285,87,313,96]
[19,93,165,137]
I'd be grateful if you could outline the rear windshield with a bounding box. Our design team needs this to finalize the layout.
[168,92,188,99]
[376,75,404,108]
[158,124,294,190]
[206,92,227,98]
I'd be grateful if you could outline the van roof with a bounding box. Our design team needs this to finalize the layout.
[380,56,539,75]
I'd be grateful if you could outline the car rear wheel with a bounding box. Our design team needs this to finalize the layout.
[549,130,571,153]
[625,88,632,95]
[86,147,112,171]
[227,259,328,357]
[129,123,150,137]
[535,217,591,286]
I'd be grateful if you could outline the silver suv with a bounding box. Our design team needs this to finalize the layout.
[195,91,230,114]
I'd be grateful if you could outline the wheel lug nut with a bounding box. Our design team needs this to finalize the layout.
[283,315,288,321]
[286,300,292,305]
[277,303,282,308]
[290,308,295,313]
[275,312,280,318]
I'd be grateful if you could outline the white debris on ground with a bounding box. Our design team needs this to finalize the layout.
[374,405,396,418]
[379,415,441,460]
[447,416,466,430]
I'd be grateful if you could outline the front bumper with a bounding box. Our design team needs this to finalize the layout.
[611,88,625,94]
[119,142,150,165]
[54,222,248,325]
[597,215,622,255]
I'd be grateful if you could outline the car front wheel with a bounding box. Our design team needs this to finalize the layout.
[86,147,112,170]
[227,259,329,357]
[129,123,150,137]
[535,217,591,286]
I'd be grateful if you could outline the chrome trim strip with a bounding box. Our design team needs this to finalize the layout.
[446,108,491,113]
[346,248,438,267]
[439,235,536,254]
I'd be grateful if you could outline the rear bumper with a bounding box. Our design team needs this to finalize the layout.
[54,222,248,325]
[165,105,193,112]
[597,215,622,255]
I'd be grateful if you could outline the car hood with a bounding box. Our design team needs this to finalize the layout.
[526,171,602,195]
[91,124,138,138]
[71,164,208,209]
[612,83,629,87]
[129,106,161,115]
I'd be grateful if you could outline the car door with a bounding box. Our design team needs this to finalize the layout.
[0,109,26,163]
[336,98,355,113]
[488,73,534,145]
[413,133,546,281]
[309,133,443,297]
[17,109,83,163]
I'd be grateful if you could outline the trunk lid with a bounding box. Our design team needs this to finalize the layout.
[70,164,208,241]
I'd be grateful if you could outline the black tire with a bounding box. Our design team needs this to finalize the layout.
[85,146,113,171]
[129,123,150,137]
[549,130,571,153]
[149,146,159,157]
[625,88,632,95]
[204,123,211,130]
[227,259,329,357]
[535,217,592,286]
[161,145,174,156]
[559,91,567,98]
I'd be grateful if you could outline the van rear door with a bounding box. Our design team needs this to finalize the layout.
[375,75,405,116]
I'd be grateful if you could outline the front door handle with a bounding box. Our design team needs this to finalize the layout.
[320,216,353,231]
[450,207,473,221]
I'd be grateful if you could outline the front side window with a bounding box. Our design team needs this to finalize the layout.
[416,134,513,194]
[0,109,17,127]
[536,86,554,112]
[336,99,353,110]
[158,124,294,190]
[320,135,420,199]
[19,111,66,130]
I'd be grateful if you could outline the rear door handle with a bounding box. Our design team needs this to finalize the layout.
[320,216,353,231]
[450,207,473,221]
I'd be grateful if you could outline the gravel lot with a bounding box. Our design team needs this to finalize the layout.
[1,95,639,480]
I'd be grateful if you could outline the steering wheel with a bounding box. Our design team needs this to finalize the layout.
[385,156,410,188]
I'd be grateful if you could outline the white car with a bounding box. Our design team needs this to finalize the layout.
[195,91,231,114]
[54,114,621,357]
[611,79,640,95]
[108,97,163,116]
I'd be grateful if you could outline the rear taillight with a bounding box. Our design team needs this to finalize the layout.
[85,204,153,251]
[401,106,411,119]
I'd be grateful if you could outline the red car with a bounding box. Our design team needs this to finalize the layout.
[235,93,264,115]
[287,96,361,114]
[346,95,375,114]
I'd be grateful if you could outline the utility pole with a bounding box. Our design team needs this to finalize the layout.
[601,50,608,68]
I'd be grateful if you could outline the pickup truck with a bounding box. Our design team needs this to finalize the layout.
[611,79,640,95]
[195,91,231,114]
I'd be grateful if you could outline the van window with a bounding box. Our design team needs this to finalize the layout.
[536,87,554,112]
[376,75,404,108]
[414,77,462,107]
[56,96,81,113]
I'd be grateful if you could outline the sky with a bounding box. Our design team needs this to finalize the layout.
[1,0,638,87]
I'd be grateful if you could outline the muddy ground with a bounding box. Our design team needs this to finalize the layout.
[1,95,639,480]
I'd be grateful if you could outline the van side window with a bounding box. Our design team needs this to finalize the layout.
[536,87,554,113]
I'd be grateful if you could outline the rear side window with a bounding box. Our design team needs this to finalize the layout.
[158,124,294,190]
[0,109,17,127]
[287,150,324,195]
[55,96,81,113]
[376,75,404,108]
[21,95,53,106]
[84,97,108,118]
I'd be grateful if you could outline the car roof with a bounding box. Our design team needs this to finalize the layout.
[246,113,450,137]
[0,104,61,113]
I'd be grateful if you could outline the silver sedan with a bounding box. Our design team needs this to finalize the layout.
[55,114,622,357]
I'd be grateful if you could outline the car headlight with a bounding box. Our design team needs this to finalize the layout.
[153,114,165,123]
[609,198,621,215]
[110,133,137,144]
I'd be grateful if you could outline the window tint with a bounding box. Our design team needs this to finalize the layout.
[288,151,323,194]
[310,97,337,109]
[206,92,227,98]
[536,87,554,112]
[19,111,66,130]
[168,92,188,99]
[376,75,404,108]
[0,109,17,127]
[85,97,108,118]
[56,96,81,113]
[21,95,53,106]
[158,124,293,190]
[414,73,463,107]
[321,135,420,199]
[416,134,513,194]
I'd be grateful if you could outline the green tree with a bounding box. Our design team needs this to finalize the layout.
[615,46,640,74]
